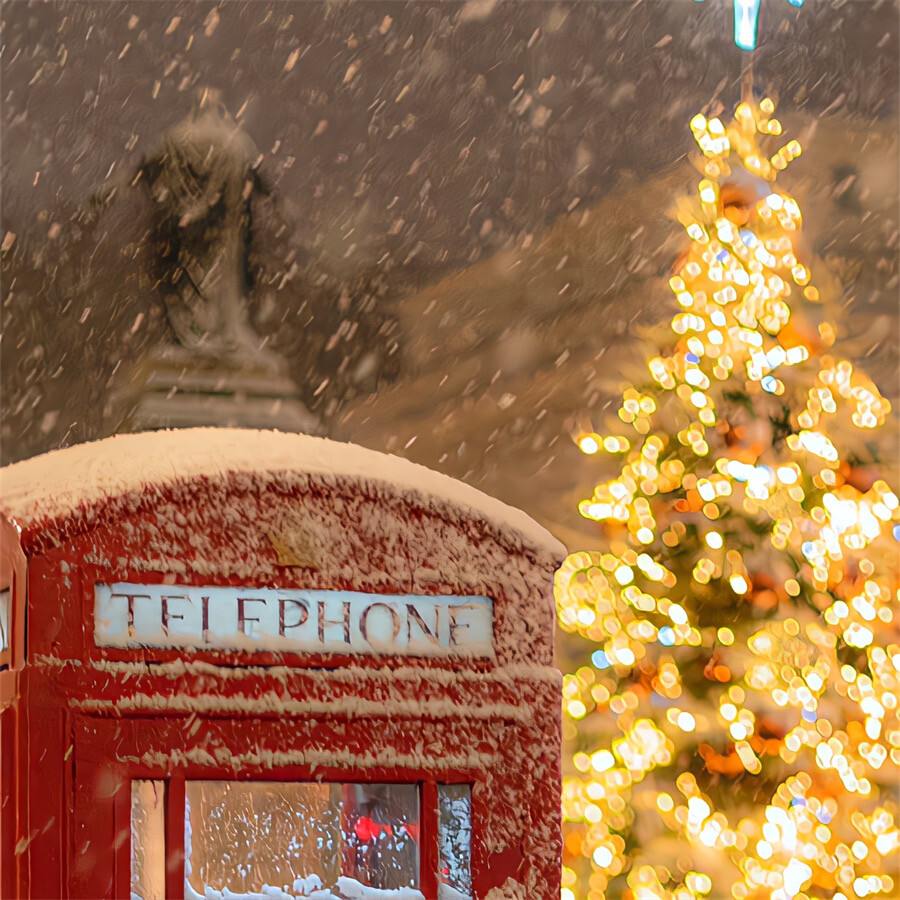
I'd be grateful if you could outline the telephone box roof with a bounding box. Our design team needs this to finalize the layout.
[0,428,564,559]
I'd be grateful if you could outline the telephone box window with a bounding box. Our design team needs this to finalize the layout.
[130,780,166,900]
[0,588,11,659]
[437,784,472,900]
[184,781,420,898]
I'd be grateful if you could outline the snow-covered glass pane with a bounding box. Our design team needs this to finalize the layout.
[437,784,472,900]
[131,779,166,900]
[184,781,421,899]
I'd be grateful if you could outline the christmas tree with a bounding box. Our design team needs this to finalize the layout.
[556,99,900,900]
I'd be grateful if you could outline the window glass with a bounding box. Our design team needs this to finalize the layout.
[0,589,11,658]
[437,784,472,900]
[130,779,166,900]
[184,781,420,899]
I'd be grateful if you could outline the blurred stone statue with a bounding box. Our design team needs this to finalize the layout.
[142,88,270,363]
[117,89,318,434]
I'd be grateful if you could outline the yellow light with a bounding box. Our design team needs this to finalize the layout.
[591,750,615,772]
[777,466,798,484]
[567,700,587,720]
[687,223,706,241]
[705,531,723,549]
[729,574,749,595]
[717,627,734,645]
[578,434,600,455]
[691,874,712,895]
[699,181,717,204]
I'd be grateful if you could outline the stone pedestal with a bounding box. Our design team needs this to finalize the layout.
[117,346,320,434]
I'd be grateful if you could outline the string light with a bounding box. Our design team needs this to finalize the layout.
[557,100,900,900]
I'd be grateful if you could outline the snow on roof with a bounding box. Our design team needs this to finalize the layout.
[0,428,564,558]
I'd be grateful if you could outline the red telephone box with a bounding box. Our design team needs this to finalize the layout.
[0,513,27,898]
[0,428,563,900]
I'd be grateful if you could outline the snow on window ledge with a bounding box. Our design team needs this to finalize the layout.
[437,883,471,900]
[182,875,425,900]
[335,877,425,900]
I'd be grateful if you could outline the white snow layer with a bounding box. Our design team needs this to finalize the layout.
[0,428,563,558]
[183,882,342,900]
[437,883,471,900]
[336,878,425,900]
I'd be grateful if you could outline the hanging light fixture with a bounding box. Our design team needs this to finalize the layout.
[694,0,804,51]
